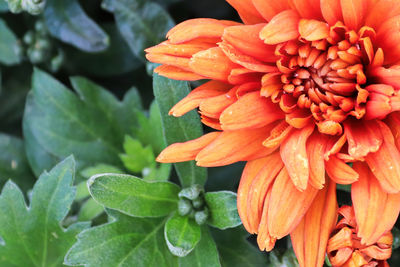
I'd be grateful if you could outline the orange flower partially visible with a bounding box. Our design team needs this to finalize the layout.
[146,0,400,266]
[327,205,392,267]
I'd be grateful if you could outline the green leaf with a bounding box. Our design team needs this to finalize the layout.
[23,93,60,177]
[164,213,201,257]
[179,226,221,267]
[70,76,142,138]
[120,135,155,173]
[88,173,180,217]
[269,250,299,267]
[64,23,141,76]
[153,74,206,187]
[0,18,22,65]
[211,226,268,267]
[80,163,124,179]
[78,198,104,222]
[44,0,109,52]
[102,0,174,60]
[25,69,130,168]
[205,191,241,230]
[135,101,165,155]
[0,133,35,192]
[142,162,171,182]
[65,210,177,267]
[0,156,89,266]
[0,1,8,12]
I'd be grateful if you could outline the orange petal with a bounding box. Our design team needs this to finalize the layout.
[218,41,278,73]
[189,47,240,81]
[291,179,338,267]
[199,86,238,119]
[246,151,283,233]
[223,23,278,63]
[376,15,400,64]
[167,18,239,44]
[228,68,263,85]
[343,119,382,159]
[257,190,276,251]
[321,0,343,25]
[298,19,329,41]
[156,132,220,163]
[260,10,300,45]
[365,93,392,120]
[153,65,205,81]
[220,91,284,131]
[291,0,323,20]
[325,155,359,184]
[238,156,271,232]
[252,0,291,21]
[325,133,347,161]
[263,120,293,149]
[280,124,315,191]
[285,109,313,128]
[145,53,192,71]
[145,40,213,57]
[360,240,392,260]
[369,66,400,89]
[340,0,368,30]
[352,162,400,245]
[225,0,266,24]
[328,244,353,266]
[365,0,400,31]
[306,132,331,189]
[169,81,231,117]
[201,115,222,130]
[386,112,400,150]
[327,226,354,253]
[267,167,319,239]
[366,121,400,193]
[196,125,275,167]
[235,82,261,96]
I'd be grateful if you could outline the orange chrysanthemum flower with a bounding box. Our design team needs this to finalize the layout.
[146,0,400,266]
[327,205,392,267]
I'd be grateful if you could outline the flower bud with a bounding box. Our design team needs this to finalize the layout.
[23,31,35,45]
[194,207,209,225]
[22,0,46,15]
[178,184,203,200]
[191,197,204,209]
[27,47,44,64]
[178,199,192,217]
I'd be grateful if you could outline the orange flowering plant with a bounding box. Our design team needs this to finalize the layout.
[146,0,400,266]
[3,0,400,265]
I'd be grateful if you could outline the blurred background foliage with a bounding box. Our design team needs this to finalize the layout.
[0,0,398,266]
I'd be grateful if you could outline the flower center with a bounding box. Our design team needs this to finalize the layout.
[273,22,372,134]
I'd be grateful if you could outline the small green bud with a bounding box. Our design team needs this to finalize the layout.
[27,47,44,64]
[23,0,46,15]
[178,184,203,200]
[23,31,35,45]
[194,207,209,225]
[178,199,192,216]
[35,39,51,51]
[192,197,204,209]
[6,0,23,13]
[34,20,46,32]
